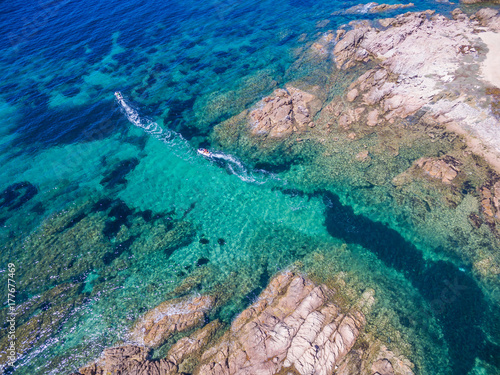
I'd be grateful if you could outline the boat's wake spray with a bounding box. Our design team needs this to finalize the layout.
[115,91,175,143]
[115,92,279,185]
[198,149,280,185]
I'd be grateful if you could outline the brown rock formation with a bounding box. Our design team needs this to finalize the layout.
[79,345,177,375]
[249,87,318,138]
[73,272,414,375]
[480,181,500,219]
[166,320,223,372]
[369,3,415,13]
[340,3,415,16]
[197,272,365,375]
[416,157,460,185]
[130,295,215,348]
[78,321,223,375]
[356,150,371,162]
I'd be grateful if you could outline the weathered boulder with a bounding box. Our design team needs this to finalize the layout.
[78,345,177,375]
[333,10,489,121]
[249,87,318,138]
[73,272,416,375]
[196,272,366,375]
[130,295,215,348]
[333,27,372,69]
[416,157,460,184]
[367,109,379,126]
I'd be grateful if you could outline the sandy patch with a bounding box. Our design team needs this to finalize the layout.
[479,31,500,88]
[446,121,500,174]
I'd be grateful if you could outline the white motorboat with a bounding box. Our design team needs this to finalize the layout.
[197,148,212,157]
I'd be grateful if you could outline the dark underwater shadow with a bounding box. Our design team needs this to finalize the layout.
[320,191,499,374]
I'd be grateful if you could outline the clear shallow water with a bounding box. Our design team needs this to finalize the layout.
[1,0,499,374]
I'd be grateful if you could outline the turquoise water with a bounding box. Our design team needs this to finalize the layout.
[1,0,500,374]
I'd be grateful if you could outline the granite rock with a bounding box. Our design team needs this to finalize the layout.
[73,272,415,375]
[416,157,460,184]
[249,87,318,138]
[130,295,215,348]
[196,272,365,375]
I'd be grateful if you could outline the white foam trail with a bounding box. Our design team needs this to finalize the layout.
[116,94,281,185]
[209,151,282,185]
[116,94,194,160]
[336,2,377,14]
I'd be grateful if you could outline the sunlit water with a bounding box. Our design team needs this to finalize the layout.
[0,0,499,374]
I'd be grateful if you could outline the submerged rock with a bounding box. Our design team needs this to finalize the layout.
[416,157,460,185]
[0,283,84,366]
[211,84,325,169]
[198,272,366,375]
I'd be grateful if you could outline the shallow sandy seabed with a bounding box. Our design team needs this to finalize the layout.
[479,31,500,88]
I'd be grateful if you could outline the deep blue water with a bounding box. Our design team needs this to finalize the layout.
[1,0,499,374]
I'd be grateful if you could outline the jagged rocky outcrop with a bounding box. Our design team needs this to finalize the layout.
[249,87,321,139]
[331,9,500,170]
[129,295,215,348]
[74,272,414,375]
[416,157,460,185]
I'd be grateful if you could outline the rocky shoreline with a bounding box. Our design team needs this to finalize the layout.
[213,5,500,294]
[64,5,500,375]
[73,271,414,375]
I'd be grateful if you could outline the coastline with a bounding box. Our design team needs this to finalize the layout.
[71,7,500,375]
[2,2,500,374]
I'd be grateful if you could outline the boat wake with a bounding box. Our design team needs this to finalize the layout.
[212,151,262,183]
[115,92,178,144]
[115,92,280,185]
